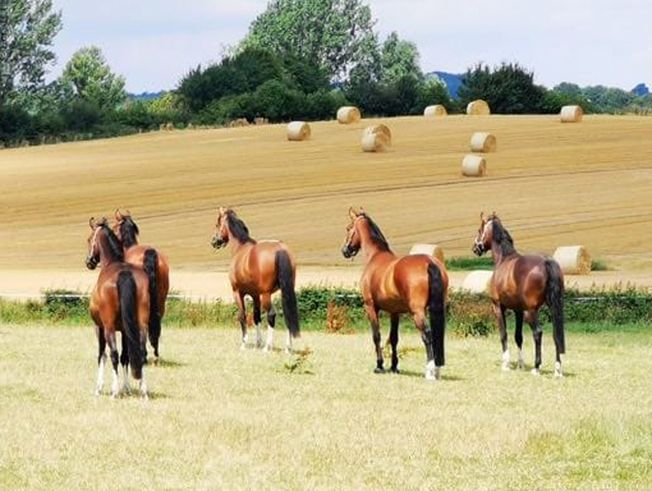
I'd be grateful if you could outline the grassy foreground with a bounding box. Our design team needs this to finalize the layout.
[1,324,651,489]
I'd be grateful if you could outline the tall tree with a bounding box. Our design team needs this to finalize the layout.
[0,0,62,105]
[243,0,377,81]
[58,46,126,111]
[380,31,422,84]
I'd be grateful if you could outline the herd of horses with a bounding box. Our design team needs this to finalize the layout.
[85,208,566,399]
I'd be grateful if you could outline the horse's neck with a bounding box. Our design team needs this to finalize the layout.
[490,241,517,265]
[98,233,122,267]
[228,238,253,256]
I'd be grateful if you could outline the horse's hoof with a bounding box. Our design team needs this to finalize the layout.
[94,389,101,396]
[501,364,512,372]
[263,345,272,353]
[374,367,385,374]
[425,372,437,381]
[390,367,400,374]
[531,368,541,376]
[517,360,525,370]
[239,343,247,351]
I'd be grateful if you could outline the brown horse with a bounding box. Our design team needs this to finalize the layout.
[85,218,150,398]
[211,207,300,352]
[113,210,170,363]
[341,208,448,380]
[472,212,565,377]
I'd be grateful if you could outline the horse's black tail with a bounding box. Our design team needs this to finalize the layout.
[117,270,143,379]
[544,259,565,354]
[428,262,446,367]
[143,249,160,357]
[275,250,300,338]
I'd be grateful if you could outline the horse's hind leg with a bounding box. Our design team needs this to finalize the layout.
[493,303,510,371]
[120,333,131,394]
[515,310,525,369]
[261,293,277,353]
[365,303,384,373]
[234,291,248,350]
[413,311,436,380]
[526,310,543,375]
[95,325,106,396]
[253,295,263,348]
[389,314,400,373]
[106,330,120,398]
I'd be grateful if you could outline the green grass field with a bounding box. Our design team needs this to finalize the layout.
[1,323,650,489]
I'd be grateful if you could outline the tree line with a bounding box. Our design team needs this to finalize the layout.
[1,0,650,147]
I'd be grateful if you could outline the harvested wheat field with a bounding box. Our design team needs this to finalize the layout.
[1,115,651,295]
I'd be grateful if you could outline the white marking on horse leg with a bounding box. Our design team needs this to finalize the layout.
[425,360,436,380]
[255,324,263,348]
[95,354,106,395]
[531,368,541,376]
[240,332,248,351]
[518,349,525,369]
[110,367,120,398]
[554,361,563,378]
[139,371,148,400]
[264,326,274,352]
[285,330,293,354]
[501,350,511,371]
[121,365,131,394]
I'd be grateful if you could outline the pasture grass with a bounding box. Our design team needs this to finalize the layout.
[0,323,650,489]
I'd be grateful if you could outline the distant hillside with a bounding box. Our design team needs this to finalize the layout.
[128,91,165,101]
[631,83,649,97]
[426,71,463,99]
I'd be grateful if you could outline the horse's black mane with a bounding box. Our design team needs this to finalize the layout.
[491,217,516,256]
[99,222,125,261]
[119,216,139,248]
[226,211,256,244]
[361,213,391,252]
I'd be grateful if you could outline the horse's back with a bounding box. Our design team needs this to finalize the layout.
[232,240,294,295]
[492,254,547,310]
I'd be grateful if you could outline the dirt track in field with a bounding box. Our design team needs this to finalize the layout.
[1,114,651,297]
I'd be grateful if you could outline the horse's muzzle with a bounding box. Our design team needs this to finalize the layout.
[341,244,358,259]
[85,255,98,270]
[472,242,485,256]
[211,235,226,249]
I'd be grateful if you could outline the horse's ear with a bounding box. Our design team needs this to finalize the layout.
[348,207,358,220]
[89,217,96,229]
[114,209,122,221]
[480,211,485,222]
[218,206,226,216]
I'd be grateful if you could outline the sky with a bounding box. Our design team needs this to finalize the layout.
[49,0,651,93]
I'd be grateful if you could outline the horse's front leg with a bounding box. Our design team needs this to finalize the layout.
[412,310,437,380]
[364,303,384,373]
[233,291,248,350]
[261,293,277,353]
[94,324,106,396]
[493,303,510,371]
[252,295,263,348]
[389,313,400,373]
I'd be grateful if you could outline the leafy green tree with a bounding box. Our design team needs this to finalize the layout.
[0,0,62,105]
[553,82,583,97]
[243,0,377,80]
[581,85,634,113]
[380,32,422,84]
[458,62,546,114]
[58,46,127,112]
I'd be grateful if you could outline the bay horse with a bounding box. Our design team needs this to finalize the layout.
[341,208,448,380]
[86,218,150,398]
[472,212,565,377]
[113,210,170,363]
[211,207,300,352]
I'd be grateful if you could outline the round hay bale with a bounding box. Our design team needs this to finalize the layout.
[287,121,311,141]
[466,99,491,116]
[470,132,497,153]
[424,105,447,117]
[409,243,445,263]
[361,124,391,152]
[461,154,487,177]
[461,270,493,294]
[560,105,583,123]
[553,246,591,275]
[337,106,361,124]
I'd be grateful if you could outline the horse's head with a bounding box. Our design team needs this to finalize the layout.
[86,217,107,269]
[341,207,364,258]
[472,211,497,256]
[112,209,138,247]
[211,207,230,249]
